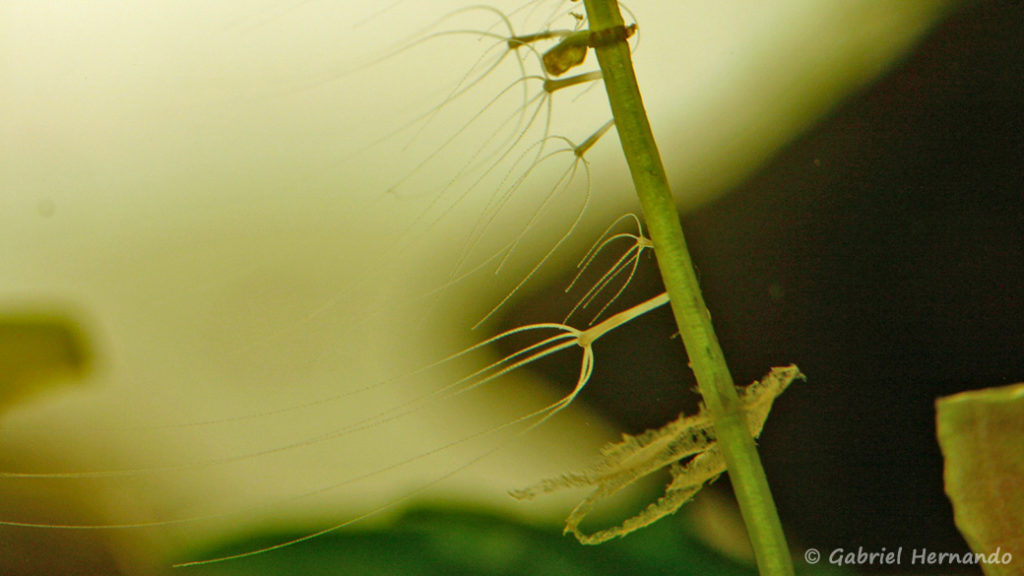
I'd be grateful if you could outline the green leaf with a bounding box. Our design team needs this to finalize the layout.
[180,506,845,576]
[0,314,90,413]
[936,382,1024,575]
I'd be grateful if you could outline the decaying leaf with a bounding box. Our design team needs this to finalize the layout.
[936,382,1024,575]
[512,365,804,543]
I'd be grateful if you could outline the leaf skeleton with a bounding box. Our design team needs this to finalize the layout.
[511,365,804,543]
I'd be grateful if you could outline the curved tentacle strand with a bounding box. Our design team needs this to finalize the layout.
[565,211,653,325]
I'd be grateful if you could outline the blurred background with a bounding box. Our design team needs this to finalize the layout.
[3,1,1020,574]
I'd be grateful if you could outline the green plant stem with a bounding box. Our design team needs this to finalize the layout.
[580,2,794,575]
